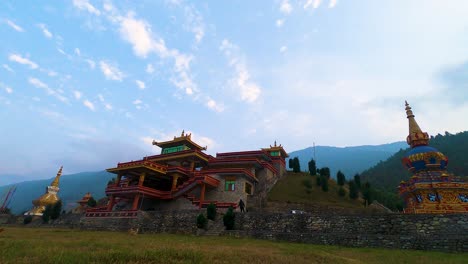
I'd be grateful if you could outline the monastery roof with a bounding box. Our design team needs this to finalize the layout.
[152,130,207,151]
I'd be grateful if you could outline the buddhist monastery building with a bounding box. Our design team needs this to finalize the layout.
[25,166,63,216]
[86,131,288,217]
[399,102,468,214]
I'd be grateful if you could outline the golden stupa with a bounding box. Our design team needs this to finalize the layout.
[24,166,63,216]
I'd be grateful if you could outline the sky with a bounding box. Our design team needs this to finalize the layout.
[0,0,467,182]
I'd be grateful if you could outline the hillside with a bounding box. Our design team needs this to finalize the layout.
[361,131,468,191]
[287,142,407,179]
[266,171,369,212]
[0,171,114,214]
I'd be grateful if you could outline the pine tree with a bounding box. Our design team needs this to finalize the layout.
[51,200,62,220]
[319,167,330,179]
[320,175,329,192]
[308,159,316,176]
[292,157,301,173]
[348,180,359,200]
[288,159,293,169]
[362,182,373,206]
[336,170,345,186]
[354,174,361,190]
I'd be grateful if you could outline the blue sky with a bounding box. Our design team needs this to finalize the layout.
[0,0,467,181]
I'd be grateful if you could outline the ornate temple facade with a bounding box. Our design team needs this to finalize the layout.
[399,102,468,214]
[86,131,288,217]
[25,166,63,216]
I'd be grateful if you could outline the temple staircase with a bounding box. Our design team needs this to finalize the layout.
[202,218,225,236]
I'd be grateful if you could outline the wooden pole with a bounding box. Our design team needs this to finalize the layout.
[199,183,206,209]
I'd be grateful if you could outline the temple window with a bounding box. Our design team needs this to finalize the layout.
[459,194,468,203]
[225,177,236,191]
[162,145,190,154]
[245,182,253,195]
[270,151,280,157]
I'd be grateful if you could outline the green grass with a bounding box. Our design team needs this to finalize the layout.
[0,227,465,264]
[268,172,364,209]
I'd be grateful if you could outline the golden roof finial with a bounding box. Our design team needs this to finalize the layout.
[51,166,63,187]
[181,130,185,137]
[404,101,429,147]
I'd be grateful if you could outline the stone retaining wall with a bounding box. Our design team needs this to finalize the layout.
[227,213,468,252]
[7,211,467,252]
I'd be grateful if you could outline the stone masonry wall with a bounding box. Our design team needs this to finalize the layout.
[19,210,467,252]
[227,213,468,252]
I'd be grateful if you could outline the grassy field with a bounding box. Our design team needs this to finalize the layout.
[268,172,364,209]
[0,227,466,264]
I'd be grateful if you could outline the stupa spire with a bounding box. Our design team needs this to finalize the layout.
[50,166,63,187]
[404,101,429,148]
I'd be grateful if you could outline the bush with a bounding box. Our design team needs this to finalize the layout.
[51,200,62,220]
[42,205,52,223]
[87,197,97,207]
[23,215,33,225]
[338,187,346,197]
[196,214,207,229]
[349,180,359,200]
[336,171,346,186]
[223,206,235,230]
[207,203,217,220]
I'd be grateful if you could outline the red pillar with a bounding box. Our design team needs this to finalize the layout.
[199,183,206,209]
[132,194,141,210]
[107,195,115,211]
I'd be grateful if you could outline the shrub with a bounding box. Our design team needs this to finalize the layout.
[51,200,62,220]
[196,214,207,229]
[23,215,33,225]
[349,180,359,200]
[338,187,346,197]
[336,171,346,186]
[223,207,235,230]
[207,203,217,220]
[87,197,97,207]
[42,205,52,223]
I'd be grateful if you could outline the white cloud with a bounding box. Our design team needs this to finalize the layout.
[146,64,155,74]
[32,97,40,102]
[135,80,146,90]
[37,23,53,38]
[98,94,105,102]
[280,0,293,14]
[276,19,284,28]
[118,13,157,58]
[133,99,142,105]
[83,99,95,111]
[280,46,288,53]
[73,90,82,100]
[2,64,14,73]
[206,98,224,112]
[86,59,96,69]
[104,103,112,110]
[28,77,68,103]
[304,0,321,9]
[99,61,124,81]
[183,4,205,43]
[220,39,262,103]
[9,54,38,69]
[329,0,337,8]
[5,19,24,32]
[5,87,13,94]
[75,48,81,56]
[73,0,101,16]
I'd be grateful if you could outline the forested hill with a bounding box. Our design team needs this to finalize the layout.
[288,142,407,179]
[361,131,468,191]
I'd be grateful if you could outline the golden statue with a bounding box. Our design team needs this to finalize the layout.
[24,166,63,216]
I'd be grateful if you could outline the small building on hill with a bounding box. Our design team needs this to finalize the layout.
[86,131,288,217]
[398,102,467,213]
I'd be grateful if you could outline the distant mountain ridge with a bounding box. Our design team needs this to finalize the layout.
[0,171,114,214]
[288,141,408,179]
